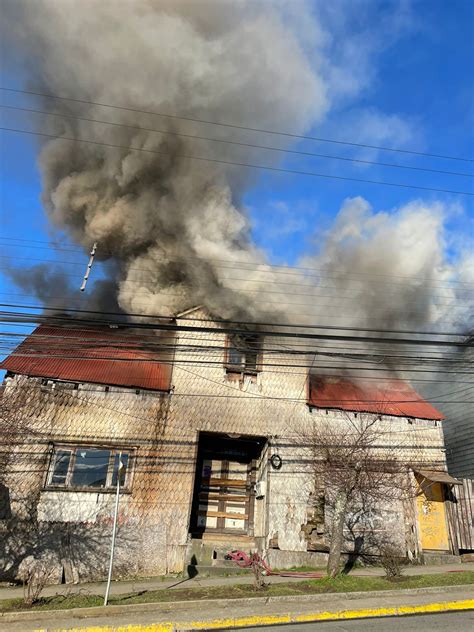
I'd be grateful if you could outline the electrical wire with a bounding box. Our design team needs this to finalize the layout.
[1,306,470,346]
[2,102,472,178]
[2,256,473,298]
[0,303,469,338]
[1,236,473,287]
[2,125,473,196]
[2,86,472,163]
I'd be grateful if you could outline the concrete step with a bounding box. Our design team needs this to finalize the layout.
[421,552,461,565]
[187,537,256,567]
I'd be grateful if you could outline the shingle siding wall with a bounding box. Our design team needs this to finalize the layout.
[0,310,449,580]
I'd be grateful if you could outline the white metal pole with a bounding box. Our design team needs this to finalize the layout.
[104,452,122,606]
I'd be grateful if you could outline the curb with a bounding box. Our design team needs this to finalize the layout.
[26,598,474,631]
[178,599,474,630]
[1,584,474,626]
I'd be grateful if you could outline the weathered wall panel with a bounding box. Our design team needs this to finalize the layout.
[0,309,450,580]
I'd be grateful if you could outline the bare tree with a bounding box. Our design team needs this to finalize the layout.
[298,411,419,578]
[0,380,40,516]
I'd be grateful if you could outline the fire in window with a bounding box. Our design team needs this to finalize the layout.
[48,446,131,490]
[226,333,261,374]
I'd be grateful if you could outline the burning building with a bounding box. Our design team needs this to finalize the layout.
[1,0,472,582]
[0,307,463,582]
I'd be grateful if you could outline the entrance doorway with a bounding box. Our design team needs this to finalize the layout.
[189,433,266,537]
[416,474,450,551]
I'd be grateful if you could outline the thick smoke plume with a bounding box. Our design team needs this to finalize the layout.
[3,0,327,321]
[2,0,472,340]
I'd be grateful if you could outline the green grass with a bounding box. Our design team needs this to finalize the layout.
[1,571,473,614]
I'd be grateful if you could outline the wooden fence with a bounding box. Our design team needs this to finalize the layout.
[447,479,474,553]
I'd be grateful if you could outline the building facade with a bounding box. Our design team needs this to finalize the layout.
[0,308,460,582]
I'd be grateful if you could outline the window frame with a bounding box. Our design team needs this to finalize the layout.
[224,333,262,375]
[46,444,133,493]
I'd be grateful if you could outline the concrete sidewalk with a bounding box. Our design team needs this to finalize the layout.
[2,585,473,631]
[0,562,474,600]
[0,562,473,601]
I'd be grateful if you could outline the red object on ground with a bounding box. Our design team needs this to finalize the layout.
[308,376,444,420]
[227,550,324,579]
[0,324,172,392]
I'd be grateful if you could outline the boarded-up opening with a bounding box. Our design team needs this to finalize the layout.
[189,433,266,537]
[415,473,450,552]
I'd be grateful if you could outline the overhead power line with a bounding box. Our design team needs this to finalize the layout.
[1,86,472,163]
[2,126,473,197]
[0,304,470,346]
[2,286,471,313]
[3,256,473,298]
[2,103,472,178]
[2,298,467,330]
[0,302,469,338]
[4,351,472,375]
[1,236,473,287]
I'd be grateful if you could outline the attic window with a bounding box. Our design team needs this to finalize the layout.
[225,333,261,374]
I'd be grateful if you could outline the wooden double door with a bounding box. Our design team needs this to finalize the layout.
[190,434,263,536]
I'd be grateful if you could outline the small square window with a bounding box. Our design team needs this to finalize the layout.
[226,333,261,374]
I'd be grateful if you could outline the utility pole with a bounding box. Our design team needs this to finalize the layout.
[104,452,123,607]
[80,242,98,292]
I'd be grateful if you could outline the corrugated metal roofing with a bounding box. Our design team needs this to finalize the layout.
[0,324,172,392]
[415,469,462,485]
[308,376,444,420]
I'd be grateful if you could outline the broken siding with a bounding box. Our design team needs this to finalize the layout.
[168,310,447,556]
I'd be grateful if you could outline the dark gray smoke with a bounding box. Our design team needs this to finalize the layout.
[2,1,472,337]
[2,0,328,321]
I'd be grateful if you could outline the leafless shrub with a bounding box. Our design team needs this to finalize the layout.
[250,554,268,591]
[379,544,405,579]
[18,556,55,605]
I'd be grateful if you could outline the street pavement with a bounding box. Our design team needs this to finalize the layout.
[238,611,474,631]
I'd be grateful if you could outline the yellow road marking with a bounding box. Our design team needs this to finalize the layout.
[35,598,474,632]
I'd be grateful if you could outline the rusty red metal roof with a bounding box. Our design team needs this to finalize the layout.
[308,376,444,420]
[0,324,172,392]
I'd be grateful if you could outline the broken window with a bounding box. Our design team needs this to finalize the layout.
[47,445,131,491]
[50,449,72,485]
[225,333,262,374]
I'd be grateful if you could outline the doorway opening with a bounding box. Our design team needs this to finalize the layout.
[189,432,266,537]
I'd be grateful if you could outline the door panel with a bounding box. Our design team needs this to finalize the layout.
[194,458,254,534]
[416,477,450,551]
[190,434,264,537]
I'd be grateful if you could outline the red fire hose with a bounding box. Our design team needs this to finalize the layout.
[226,550,324,578]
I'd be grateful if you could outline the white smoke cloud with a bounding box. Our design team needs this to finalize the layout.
[298,197,473,331]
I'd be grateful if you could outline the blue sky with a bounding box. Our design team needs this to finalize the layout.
[0,0,473,321]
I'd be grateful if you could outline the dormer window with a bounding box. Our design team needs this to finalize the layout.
[225,333,261,374]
